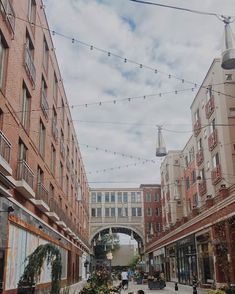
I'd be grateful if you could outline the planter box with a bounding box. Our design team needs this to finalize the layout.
[148,280,165,290]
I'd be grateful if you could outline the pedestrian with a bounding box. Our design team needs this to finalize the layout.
[121,268,129,290]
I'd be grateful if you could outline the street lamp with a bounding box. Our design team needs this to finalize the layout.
[84,260,89,279]
[106,251,113,282]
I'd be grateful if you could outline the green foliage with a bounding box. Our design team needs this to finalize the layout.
[207,290,226,294]
[129,255,140,271]
[18,243,62,294]
[94,234,120,259]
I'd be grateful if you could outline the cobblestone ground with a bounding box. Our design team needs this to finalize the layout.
[119,281,205,294]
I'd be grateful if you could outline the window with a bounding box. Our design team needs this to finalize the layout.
[154,192,159,202]
[50,144,56,174]
[186,176,190,190]
[97,208,102,217]
[28,0,36,23]
[137,207,142,216]
[189,147,194,162]
[117,192,122,202]
[147,222,151,233]
[37,165,44,184]
[91,192,96,203]
[191,170,196,184]
[61,99,65,126]
[67,119,70,142]
[43,37,49,71]
[59,162,63,188]
[21,85,31,131]
[97,192,102,202]
[131,192,136,202]
[91,208,96,217]
[49,183,54,198]
[41,76,48,118]
[132,207,136,217]
[136,192,141,202]
[185,155,189,168]
[207,85,213,101]
[105,192,110,202]
[212,153,220,168]
[105,207,110,217]
[199,168,205,180]
[39,120,45,156]
[0,33,7,89]
[155,207,161,216]
[66,175,69,196]
[193,193,198,208]
[156,223,161,232]
[18,139,27,161]
[53,73,58,102]
[146,192,151,202]
[197,138,202,151]
[0,108,3,130]
[209,118,216,133]
[111,208,115,217]
[111,192,115,202]
[147,207,152,216]
[123,192,128,203]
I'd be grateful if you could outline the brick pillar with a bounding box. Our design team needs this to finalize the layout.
[225,220,235,284]
[211,225,222,284]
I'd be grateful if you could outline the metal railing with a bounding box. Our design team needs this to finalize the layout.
[0,0,15,33]
[24,45,36,85]
[40,91,49,118]
[17,159,34,189]
[0,131,11,163]
[36,183,49,204]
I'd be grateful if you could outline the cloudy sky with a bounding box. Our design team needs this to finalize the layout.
[43,0,235,189]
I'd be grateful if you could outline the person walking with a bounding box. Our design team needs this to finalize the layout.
[121,269,129,290]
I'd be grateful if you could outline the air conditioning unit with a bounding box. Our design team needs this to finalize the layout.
[206,195,212,199]
[225,73,235,83]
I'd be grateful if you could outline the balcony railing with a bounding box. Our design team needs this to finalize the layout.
[208,129,218,151]
[196,149,204,166]
[198,180,207,196]
[0,0,15,34]
[24,45,36,85]
[211,164,222,185]
[40,91,49,119]
[17,160,34,189]
[52,122,59,142]
[0,131,11,163]
[36,183,49,204]
[193,119,201,137]
[205,96,215,119]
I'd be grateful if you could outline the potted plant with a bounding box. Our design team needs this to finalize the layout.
[148,271,166,290]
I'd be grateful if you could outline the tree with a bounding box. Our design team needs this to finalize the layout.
[129,255,140,271]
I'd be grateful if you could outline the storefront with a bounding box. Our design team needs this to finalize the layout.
[153,247,165,273]
[165,243,177,282]
[195,230,214,286]
[176,234,197,285]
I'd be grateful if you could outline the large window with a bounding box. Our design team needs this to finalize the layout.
[146,192,151,202]
[105,192,110,202]
[43,37,49,71]
[212,153,220,168]
[91,192,96,203]
[0,34,7,89]
[21,85,31,131]
[39,120,45,157]
[117,192,122,203]
[28,0,36,23]
[111,192,115,202]
[53,72,58,102]
[132,207,142,217]
[123,192,128,203]
[147,207,152,216]
[50,144,56,174]
[59,162,63,188]
[154,192,159,202]
[97,192,102,202]
[18,139,27,161]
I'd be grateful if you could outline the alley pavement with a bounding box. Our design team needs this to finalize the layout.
[119,281,205,294]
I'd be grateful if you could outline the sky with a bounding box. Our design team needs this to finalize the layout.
[43,0,235,189]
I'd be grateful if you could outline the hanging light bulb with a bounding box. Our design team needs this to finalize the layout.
[173,180,180,200]
[104,244,107,251]
[111,242,114,250]
[156,126,167,157]
[98,232,102,242]
[130,230,134,240]
[221,17,235,70]
[93,239,96,247]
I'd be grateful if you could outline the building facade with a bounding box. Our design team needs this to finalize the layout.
[0,1,90,293]
[146,59,235,288]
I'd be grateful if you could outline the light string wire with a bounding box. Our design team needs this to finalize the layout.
[9,12,235,106]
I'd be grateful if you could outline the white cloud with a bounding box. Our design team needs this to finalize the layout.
[43,0,235,188]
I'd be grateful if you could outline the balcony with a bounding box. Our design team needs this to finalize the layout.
[0,131,12,175]
[32,183,49,212]
[198,180,207,196]
[211,165,222,185]
[24,46,36,86]
[196,149,204,167]
[205,96,215,119]
[193,119,201,137]
[15,160,35,198]
[0,0,15,34]
[52,122,59,143]
[46,198,59,221]
[40,91,49,119]
[60,141,65,158]
[208,129,218,151]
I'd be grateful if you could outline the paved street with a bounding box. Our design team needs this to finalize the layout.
[120,281,204,294]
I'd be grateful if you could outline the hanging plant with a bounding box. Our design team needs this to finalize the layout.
[18,243,62,294]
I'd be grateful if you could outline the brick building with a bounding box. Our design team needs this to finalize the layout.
[0,1,90,293]
[146,59,235,288]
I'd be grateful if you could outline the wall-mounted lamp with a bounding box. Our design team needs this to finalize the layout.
[0,206,14,213]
